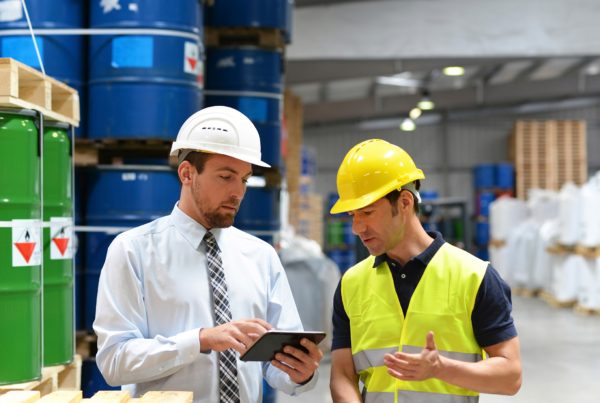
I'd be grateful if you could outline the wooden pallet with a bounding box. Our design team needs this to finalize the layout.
[538,290,577,309]
[74,139,175,167]
[512,286,541,298]
[0,356,81,399]
[574,304,600,317]
[0,58,79,127]
[489,239,506,248]
[510,119,587,199]
[205,27,285,50]
[546,244,576,255]
[0,390,193,403]
[574,245,600,258]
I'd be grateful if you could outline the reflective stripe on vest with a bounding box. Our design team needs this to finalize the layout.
[363,390,479,403]
[353,345,482,372]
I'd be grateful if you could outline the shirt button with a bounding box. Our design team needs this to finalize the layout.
[401,274,406,279]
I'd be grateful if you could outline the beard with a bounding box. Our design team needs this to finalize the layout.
[204,208,237,228]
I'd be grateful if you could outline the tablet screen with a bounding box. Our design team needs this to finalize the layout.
[239,330,326,362]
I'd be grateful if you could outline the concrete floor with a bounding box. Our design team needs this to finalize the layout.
[277,295,600,402]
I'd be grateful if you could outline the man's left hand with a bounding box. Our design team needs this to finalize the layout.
[271,338,324,384]
[383,331,442,381]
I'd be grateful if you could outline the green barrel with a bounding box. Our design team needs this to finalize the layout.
[327,220,344,247]
[43,123,74,366]
[0,109,42,384]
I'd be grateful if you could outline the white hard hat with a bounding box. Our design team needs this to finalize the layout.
[170,105,270,167]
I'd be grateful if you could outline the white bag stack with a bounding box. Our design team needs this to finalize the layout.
[489,197,529,242]
[489,197,529,283]
[550,254,587,304]
[557,183,582,246]
[577,258,600,310]
[580,173,600,248]
[533,220,560,293]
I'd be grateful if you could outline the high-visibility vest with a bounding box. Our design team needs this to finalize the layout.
[341,243,487,403]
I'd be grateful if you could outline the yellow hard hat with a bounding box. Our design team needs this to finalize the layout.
[330,139,425,214]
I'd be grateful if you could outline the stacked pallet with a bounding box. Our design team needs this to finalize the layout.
[0,58,79,126]
[0,390,192,403]
[0,356,81,399]
[509,120,587,199]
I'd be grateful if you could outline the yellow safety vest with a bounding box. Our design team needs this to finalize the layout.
[341,243,487,403]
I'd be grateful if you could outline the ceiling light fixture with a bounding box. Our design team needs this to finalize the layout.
[442,66,465,76]
[400,118,416,132]
[409,107,422,120]
[417,90,435,110]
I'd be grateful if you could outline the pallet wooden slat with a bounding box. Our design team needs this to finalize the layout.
[139,392,193,403]
[205,27,284,49]
[37,391,81,403]
[0,391,41,403]
[0,58,79,126]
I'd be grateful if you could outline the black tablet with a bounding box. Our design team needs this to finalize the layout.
[239,330,326,362]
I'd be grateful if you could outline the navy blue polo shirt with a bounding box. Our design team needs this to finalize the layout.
[332,232,517,350]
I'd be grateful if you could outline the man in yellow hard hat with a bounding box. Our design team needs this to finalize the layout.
[329,139,521,403]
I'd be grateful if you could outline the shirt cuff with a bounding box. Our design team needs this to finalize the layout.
[291,369,319,395]
[171,327,202,362]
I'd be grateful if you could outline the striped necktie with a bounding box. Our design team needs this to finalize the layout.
[203,231,240,403]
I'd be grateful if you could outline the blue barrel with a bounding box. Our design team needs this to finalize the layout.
[0,0,86,136]
[475,247,489,261]
[473,164,495,190]
[475,221,490,246]
[477,191,496,218]
[236,186,280,245]
[495,163,515,190]
[88,1,203,139]
[82,358,119,398]
[83,166,180,330]
[327,249,356,274]
[420,190,439,201]
[205,0,294,43]
[205,47,283,168]
[342,221,356,246]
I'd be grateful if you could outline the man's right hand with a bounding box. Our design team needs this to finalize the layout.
[199,319,272,354]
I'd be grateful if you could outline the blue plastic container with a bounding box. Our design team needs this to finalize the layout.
[0,0,86,135]
[475,247,490,261]
[473,164,495,190]
[495,163,515,190]
[88,1,203,139]
[205,47,283,167]
[420,190,439,201]
[205,0,294,43]
[477,191,496,217]
[342,221,356,246]
[475,221,490,246]
[83,166,180,329]
[327,249,356,274]
[236,186,280,245]
[82,358,119,398]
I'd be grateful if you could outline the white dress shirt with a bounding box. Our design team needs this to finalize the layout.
[94,204,317,402]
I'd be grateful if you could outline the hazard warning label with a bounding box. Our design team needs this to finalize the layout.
[12,219,41,267]
[184,41,203,77]
[50,217,73,260]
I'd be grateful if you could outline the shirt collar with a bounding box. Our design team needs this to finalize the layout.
[170,203,224,249]
[373,231,445,268]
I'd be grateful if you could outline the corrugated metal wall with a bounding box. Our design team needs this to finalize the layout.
[304,102,600,214]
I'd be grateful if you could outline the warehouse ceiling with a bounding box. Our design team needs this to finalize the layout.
[288,0,600,127]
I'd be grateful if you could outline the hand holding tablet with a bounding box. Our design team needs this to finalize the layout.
[240,330,327,362]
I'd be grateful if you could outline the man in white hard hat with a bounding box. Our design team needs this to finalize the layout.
[94,106,323,403]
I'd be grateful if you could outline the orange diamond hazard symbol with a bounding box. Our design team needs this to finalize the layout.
[52,238,70,256]
[15,242,36,263]
[187,57,197,71]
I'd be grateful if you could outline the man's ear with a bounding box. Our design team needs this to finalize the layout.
[178,161,193,184]
[399,189,414,211]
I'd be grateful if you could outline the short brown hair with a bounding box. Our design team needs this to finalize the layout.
[384,180,420,215]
